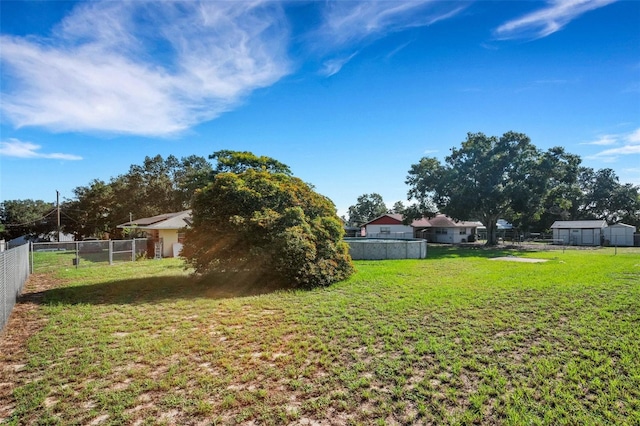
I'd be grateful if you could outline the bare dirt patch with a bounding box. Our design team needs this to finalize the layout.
[0,273,65,420]
[489,256,548,263]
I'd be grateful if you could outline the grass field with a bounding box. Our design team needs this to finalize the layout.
[1,246,639,425]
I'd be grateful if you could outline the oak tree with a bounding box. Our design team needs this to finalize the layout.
[406,132,555,245]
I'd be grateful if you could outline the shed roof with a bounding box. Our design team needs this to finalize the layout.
[550,220,607,229]
[607,223,635,229]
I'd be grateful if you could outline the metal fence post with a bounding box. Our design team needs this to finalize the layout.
[109,240,113,265]
[132,239,136,262]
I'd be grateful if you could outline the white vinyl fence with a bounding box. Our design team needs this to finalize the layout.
[1,243,31,332]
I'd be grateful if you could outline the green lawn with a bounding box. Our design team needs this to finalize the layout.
[2,246,639,425]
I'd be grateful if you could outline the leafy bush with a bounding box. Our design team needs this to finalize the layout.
[182,169,353,287]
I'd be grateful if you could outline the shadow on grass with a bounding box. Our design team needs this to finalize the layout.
[22,271,295,306]
[425,244,535,260]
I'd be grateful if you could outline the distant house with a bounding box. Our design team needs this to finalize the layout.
[363,214,414,239]
[550,220,607,246]
[118,210,191,257]
[362,213,479,244]
[419,214,480,244]
[603,223,636,247]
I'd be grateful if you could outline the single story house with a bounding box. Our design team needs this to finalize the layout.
[550,220,607,246]
[118,210,191,257]
[362,213,479,244]
[603,223,635,247]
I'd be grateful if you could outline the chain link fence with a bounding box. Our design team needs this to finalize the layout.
[1,243,30,332]
[31,239,148,273]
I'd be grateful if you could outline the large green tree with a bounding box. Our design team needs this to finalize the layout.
[210,150,292,176]
[525,147,583,231]
[0,199,56,241]
[63,179,114,238]
[64,154,212,238]
[182,152,353,288]
[406,131,565,245]
[347,193,388,226]
[577,167,640,226]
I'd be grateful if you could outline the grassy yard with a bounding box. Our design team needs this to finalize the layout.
[1,246,639,425]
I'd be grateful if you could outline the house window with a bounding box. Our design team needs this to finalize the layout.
[178,232,186,244]
[435,229,448,235]
[459,229,467,235]
[380,226,391,234]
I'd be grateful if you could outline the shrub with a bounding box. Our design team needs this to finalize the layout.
[182,169,353,287]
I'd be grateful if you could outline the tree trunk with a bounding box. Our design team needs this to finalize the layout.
[484,215,500,246]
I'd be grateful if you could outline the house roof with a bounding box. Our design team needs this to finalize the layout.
[362,213,478,229]
[607,223,635,229]
[550,220,608,229]
[363,214,403,226]
[427,214,478,228]
[117,210,192,230]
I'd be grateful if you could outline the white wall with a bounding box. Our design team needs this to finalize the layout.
[158,229,179,257]
[603,226,634,246]
[553,228,602,246]
[365,224,413,239]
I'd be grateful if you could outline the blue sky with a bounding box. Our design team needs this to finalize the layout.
[1,0,639,216]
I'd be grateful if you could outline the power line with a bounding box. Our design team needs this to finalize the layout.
[3,209,57,227]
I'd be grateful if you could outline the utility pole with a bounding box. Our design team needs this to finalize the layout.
[56,190,61,242]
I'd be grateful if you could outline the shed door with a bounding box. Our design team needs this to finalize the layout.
[581,229,594,245]
[571,229,581,245]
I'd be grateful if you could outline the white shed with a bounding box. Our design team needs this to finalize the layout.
[603,223,635,247]
[550,220,608,246]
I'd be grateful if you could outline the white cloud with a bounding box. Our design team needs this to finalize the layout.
[313,1,467,75]
[0,139,82,160]
[596,145,640,156]
[0,1,291,136]
[318,1,466,47]
[588,127,640,160]
[320,52,359,77]
[625,128,640,144]
[494,0,618,40]
[581,135,618,146]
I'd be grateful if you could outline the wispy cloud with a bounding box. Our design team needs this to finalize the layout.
[320,52,359,77]
[581,135,618,146]
[0,1,291,136]
[313,1,467,75]
[0,139,82,160]
[587,128,640,161]
[385,40,413,61]
[318,1,466,48]
[494,0,618,40]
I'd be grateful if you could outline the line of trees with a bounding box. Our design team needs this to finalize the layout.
[404,132,640,245]
[1,154,213,242]
[2,134,639,247]
[343,132,639,246]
